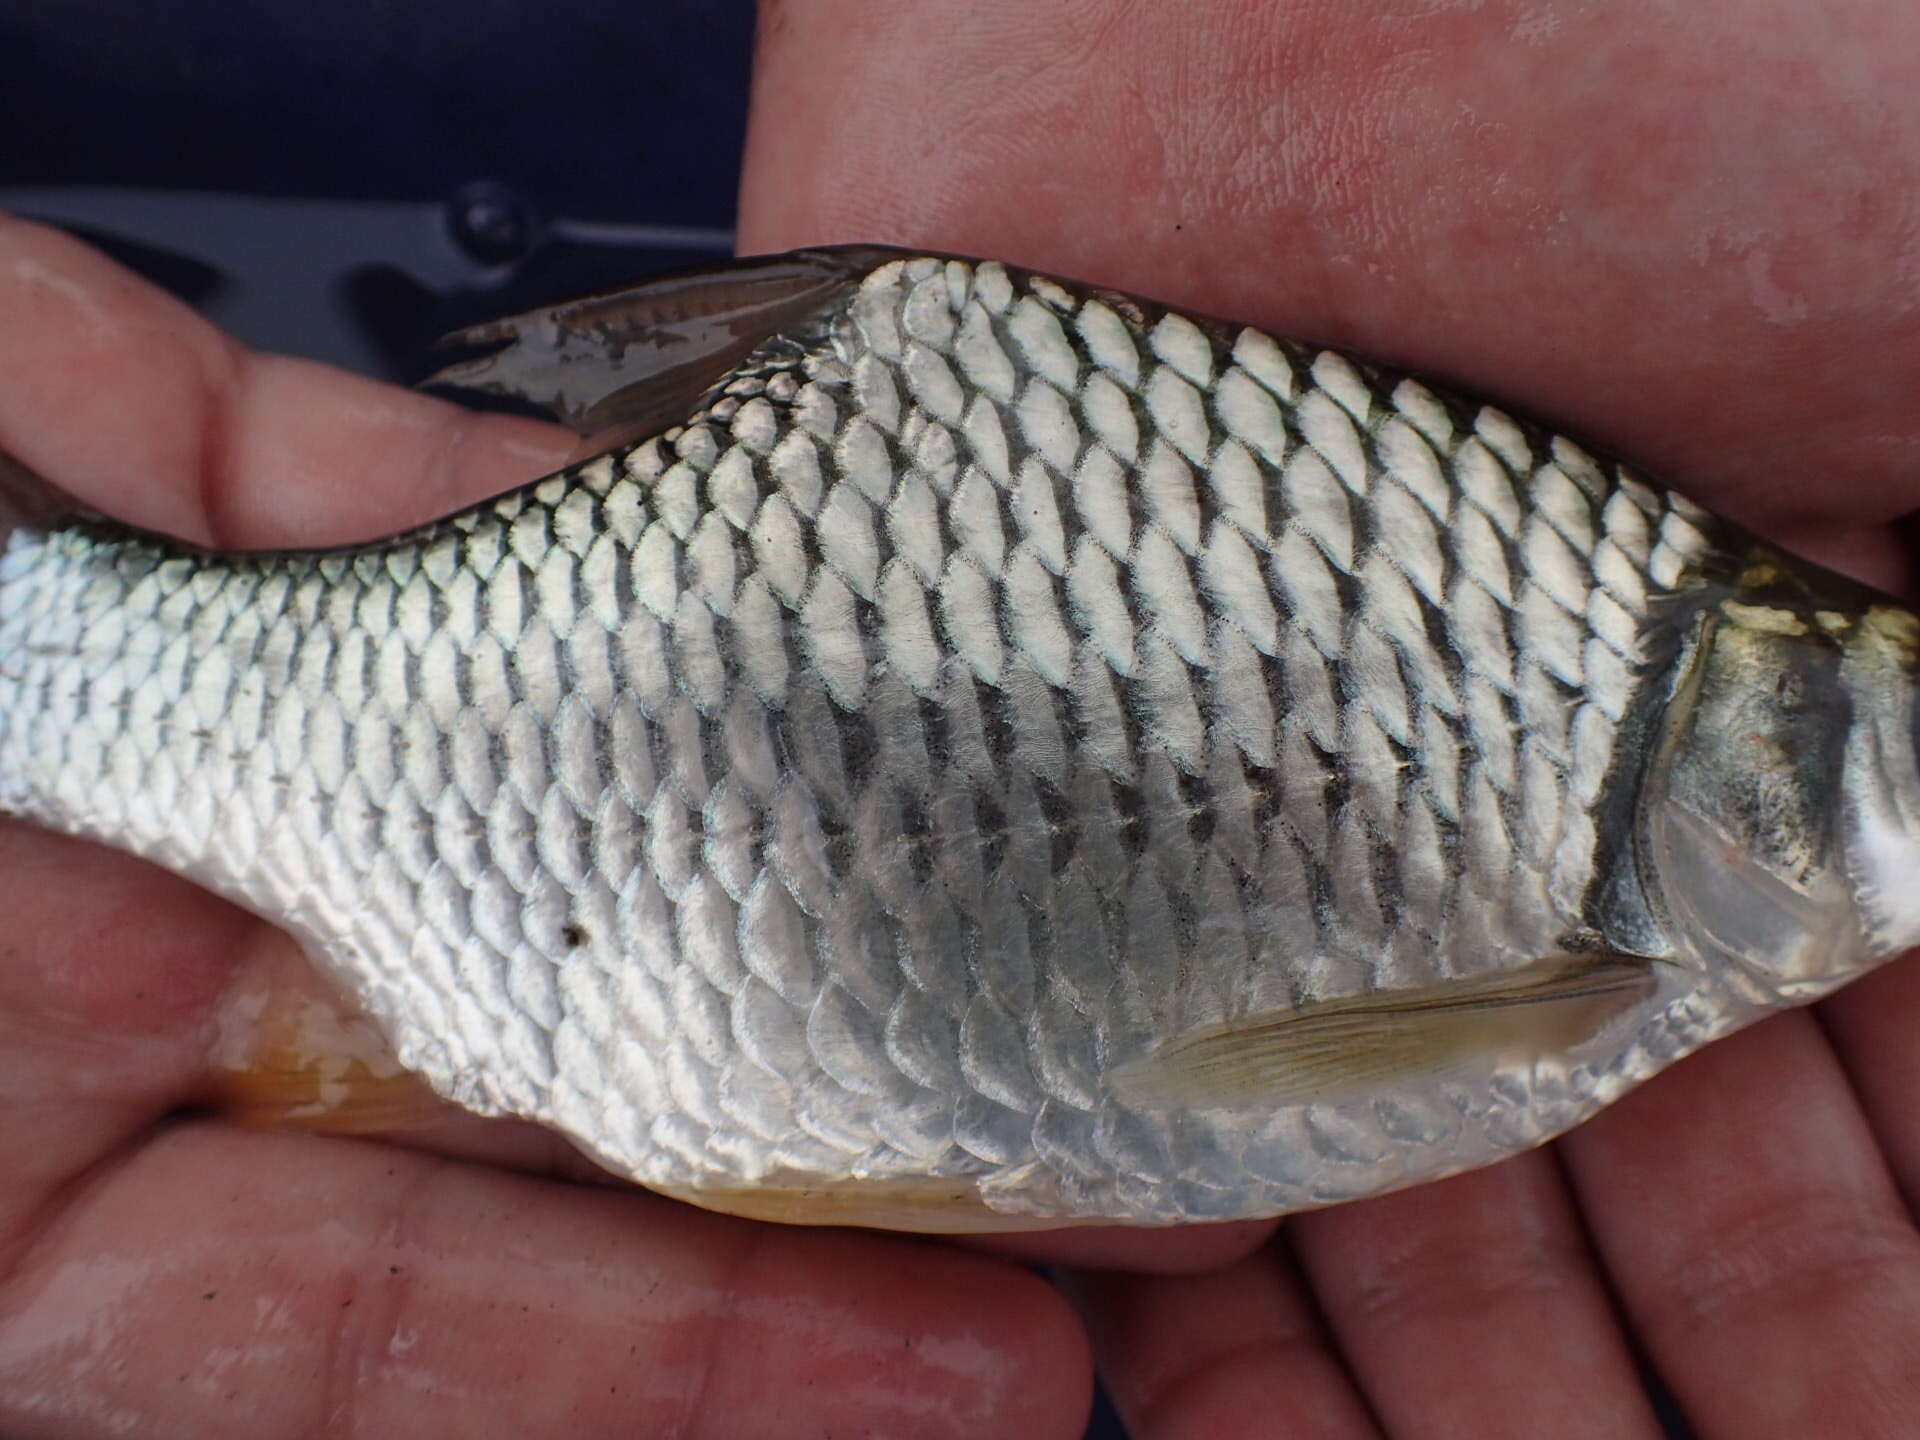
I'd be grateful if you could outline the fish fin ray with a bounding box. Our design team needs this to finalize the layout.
[199,944,460,1136]
[420,246,908,441]
[203,1041,453,1136]
[1108,952,1661,1110]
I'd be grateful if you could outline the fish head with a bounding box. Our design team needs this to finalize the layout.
[1833,605,1920,964]
[1643,594,1920,1003]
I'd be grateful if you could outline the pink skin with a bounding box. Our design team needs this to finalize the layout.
[2,0,1919,1432]
[742,3,1920,1436]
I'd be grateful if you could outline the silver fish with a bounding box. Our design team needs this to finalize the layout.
[2,248,1916,1229]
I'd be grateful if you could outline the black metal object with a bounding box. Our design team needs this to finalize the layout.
[448,181,542,268]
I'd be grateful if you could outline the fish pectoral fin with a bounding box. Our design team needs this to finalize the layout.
[1108,952,1663,1111]
[421,246,906,441]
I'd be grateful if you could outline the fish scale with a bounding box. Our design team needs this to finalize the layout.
[2,249,1916,1227]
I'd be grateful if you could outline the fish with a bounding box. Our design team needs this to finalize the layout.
[1,246,1916,1230]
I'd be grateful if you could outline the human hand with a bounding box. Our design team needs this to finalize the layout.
[741,1,1920,1435]
[6,1,1919,1435]
[0,216,1305,1436]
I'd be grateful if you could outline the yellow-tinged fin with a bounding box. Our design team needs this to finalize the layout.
[201,954,460,1136]
[1109,953,1661,1111]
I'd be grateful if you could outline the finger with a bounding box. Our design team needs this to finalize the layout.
[0,1124,1092,1440]
[967,1220,1277,1275]
[1288,1153,1666,1439]
[0,200,1285,1280]
[1817,950,1920,1210]
[0,822,1262,1285]
[742,0,1920,535]
[1560,1011,1920,1438]
[1062,1242,1379,1440]
[195,916,1280,1268]
[0,816,622,1276]
[0,212,574,547]
[0,822,264,1262]
[199,940,1276,1268]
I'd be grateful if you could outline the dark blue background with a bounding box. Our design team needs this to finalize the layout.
[0,1,753,381]
[3,2,752,222]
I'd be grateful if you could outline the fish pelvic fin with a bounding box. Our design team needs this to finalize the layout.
[421,246,909,454]
[1107,952,1662,1111]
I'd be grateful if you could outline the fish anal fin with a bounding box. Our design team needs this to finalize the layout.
[1109,952,1662,1111]
[204,1048,451,1136]
[200,944,460,1136]
[422,246,907,443]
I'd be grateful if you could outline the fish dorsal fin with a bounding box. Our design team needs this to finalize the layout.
[422,246,906,448]
[1108,953,1661,1111]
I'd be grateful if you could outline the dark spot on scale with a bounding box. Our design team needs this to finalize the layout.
[974,788,1008,873]
[562,923,588,948]
[1181,772,1216,847]
[1035,778,1079,871]
[1111,781,1148,857]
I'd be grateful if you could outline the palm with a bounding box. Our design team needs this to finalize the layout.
[4,1,1919,1435]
